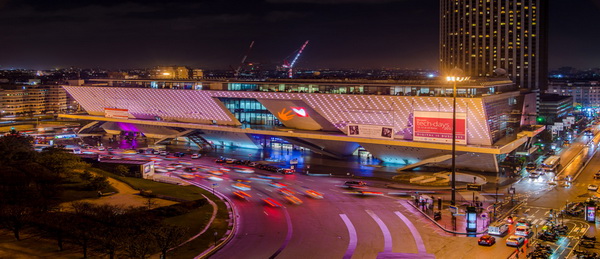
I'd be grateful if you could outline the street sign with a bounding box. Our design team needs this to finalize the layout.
[467,184,482,191]
[449,205,458,214]
[453,213,465,217]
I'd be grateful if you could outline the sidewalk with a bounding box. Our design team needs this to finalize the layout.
[403,194,519,236]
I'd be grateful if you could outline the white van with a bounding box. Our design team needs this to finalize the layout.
[488,222,509,236]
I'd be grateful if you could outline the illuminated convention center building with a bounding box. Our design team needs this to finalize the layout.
[60,78,542,173]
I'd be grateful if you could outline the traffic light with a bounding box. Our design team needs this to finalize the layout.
[536,116,545,123]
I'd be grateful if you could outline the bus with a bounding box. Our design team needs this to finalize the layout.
[541,155,560,172]
[64,145,82,154]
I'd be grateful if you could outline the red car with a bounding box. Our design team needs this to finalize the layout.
[478,235,496,246]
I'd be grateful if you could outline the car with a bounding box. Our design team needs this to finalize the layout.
[233,191,251,200]
[515,226,530,237]
[548,181,558,186]
[595,171,600,179]
[235,168,255,174]
[305,190,324,199]
[263,198,282,207]
[356,191,384,196]
[588,184,599,191]
[277,188,294,196]
[268,182,287,189]
[345,181,367,187]
[215,158,226,163]
[225,158,237,164]
[207,176,224,181]
[516,219,532,227]
[208,170,224,176]
[559,181,571,188]
[248,162,259,167]
[173,152,185,157]
[478,235,496,246]
[526,163,536,171]
[284,195,303,205]
[277,168,295,174]
[535,168,545,175]
[529,172,540,178]
[232,183,251,191]
[191,153,201,159]
[505,235,525,247]
[159,150,168,156]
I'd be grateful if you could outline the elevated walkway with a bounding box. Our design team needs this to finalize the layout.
[59,114,527,155]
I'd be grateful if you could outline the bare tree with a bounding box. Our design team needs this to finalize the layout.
[151,224,188,259]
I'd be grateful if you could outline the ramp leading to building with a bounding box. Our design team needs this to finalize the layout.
[397,154,453,171]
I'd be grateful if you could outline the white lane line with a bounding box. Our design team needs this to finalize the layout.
[532,219,539,225]
[394,211,427,254]
[366,210,393,253]
[339,214,358,259]
[539,220,546,226]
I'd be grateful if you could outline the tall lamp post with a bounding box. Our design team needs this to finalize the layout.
[446,68,470,206]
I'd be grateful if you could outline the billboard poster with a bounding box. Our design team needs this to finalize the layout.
[347,124,394,139]
[104,108,129,119]
[413,111,467,145]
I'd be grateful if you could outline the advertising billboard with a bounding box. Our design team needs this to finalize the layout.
[347,124,394,139]
[104,108,129,119]
[413,111,467,145]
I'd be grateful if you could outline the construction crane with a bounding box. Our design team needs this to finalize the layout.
[234,41,255,78]
[282,40,309,78]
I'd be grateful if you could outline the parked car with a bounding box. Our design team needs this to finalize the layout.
[191,153,201,159]
[588,184,599,191]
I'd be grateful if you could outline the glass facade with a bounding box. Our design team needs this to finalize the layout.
[218,98,282,126]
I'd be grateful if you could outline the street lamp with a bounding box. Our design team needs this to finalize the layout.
[446,68,470,206]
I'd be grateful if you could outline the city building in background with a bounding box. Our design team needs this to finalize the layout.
[0,84,69,116]
[151,66,191,80]
[538,94,574,124]
[547,79,600,108]
[440,0,548,91]
[61,78,542,173]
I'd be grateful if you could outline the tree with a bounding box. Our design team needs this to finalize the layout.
[151,225,188,259]
[87,175,110,191]
[115,165,130,176]
[79,170,93,182]
[68,202,100,258]
[36,147,87,177]
[0,130,35,166]
[31,212,70,251]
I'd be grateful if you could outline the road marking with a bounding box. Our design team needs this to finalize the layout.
[339,214,358,259]
[268,209,293,259]
[539,220,546,226]
[580,228,587,234]
[366,210,392,253]
[544,210,549,215]
[572,227,580,234]
[395,211,427,254]
[532,219,539,225]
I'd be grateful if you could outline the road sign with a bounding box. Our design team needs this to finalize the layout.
[467,184,482,191]
[449,205,458,214]
[212,183,218,187]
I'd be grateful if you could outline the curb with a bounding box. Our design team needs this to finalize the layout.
[404,200,488,235]
[182,181,238,259]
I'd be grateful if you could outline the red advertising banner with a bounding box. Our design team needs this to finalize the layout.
[413,111,467,145]
[104,108,129,119]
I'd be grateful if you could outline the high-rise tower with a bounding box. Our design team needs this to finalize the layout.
[440,0,548,90]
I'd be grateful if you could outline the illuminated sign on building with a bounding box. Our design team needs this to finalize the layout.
[104,108,129,119]
[277,108,296,121]
[290,107,308,117]
[347,124,394,139]
[413,111,467,145]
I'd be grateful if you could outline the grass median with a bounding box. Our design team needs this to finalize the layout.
[88,167,232,258]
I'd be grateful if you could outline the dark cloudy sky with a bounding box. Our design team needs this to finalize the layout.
[0,0,598,70]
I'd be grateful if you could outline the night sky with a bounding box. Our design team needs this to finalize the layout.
[0,0,598,70]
